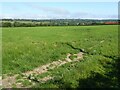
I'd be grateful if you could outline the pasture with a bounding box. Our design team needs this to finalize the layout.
[2,25,119,88]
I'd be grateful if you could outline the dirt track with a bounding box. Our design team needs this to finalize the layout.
[2,52,84,88]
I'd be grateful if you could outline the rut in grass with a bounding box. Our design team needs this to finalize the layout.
[2,51,84,88]
[2,40,109,88]
[1,41,104,88]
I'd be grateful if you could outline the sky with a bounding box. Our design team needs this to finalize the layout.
[0,2,118,19]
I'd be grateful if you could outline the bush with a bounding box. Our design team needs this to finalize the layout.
[2,22,12,27]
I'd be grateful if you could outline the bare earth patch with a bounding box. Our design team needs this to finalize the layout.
[2,52,84,88]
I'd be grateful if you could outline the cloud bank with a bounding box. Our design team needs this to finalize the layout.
[1,3,118,19]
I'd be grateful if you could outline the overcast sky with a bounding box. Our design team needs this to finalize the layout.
[1,2,118,19]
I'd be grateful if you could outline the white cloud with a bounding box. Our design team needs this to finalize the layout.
[1,13,118,19]
[26,4,70,15]
[69,12,118,19]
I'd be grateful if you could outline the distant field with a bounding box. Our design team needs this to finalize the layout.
[2,25,119,88]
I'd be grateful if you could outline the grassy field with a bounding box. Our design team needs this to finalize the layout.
[2,25,119,88]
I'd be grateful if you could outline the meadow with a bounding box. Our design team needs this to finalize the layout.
[2,25,119,88]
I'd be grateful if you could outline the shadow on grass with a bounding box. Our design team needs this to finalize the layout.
[77,57,120,88]
[19,56,120,89]
[52,56,120,89]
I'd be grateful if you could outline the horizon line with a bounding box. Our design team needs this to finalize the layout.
[1,18,118,20]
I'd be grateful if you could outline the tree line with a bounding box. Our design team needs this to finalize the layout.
[0,19,119,27]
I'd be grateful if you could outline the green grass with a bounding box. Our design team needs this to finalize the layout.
[32,55,119,88]
[2,25,119,88]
